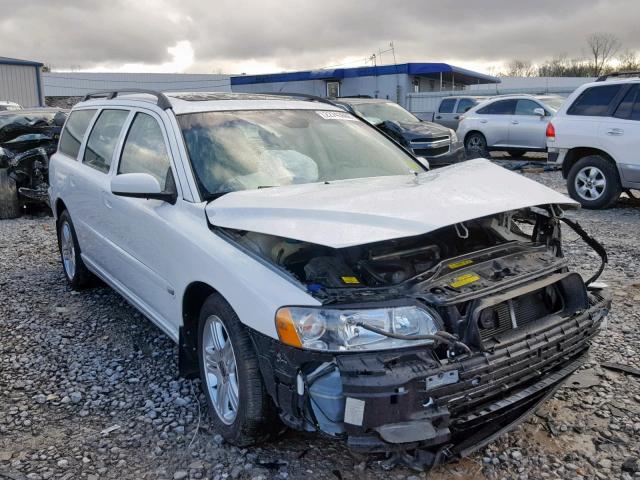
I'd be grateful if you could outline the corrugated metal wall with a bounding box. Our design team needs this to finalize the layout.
[43,72,231,97]
[0,64,42,107]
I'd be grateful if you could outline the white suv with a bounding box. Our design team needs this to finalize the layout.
[48,90,610,466]
[547,73,640,209]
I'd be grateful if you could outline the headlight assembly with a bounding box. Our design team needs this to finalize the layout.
[449,129,459,144]
[275,305,441,351]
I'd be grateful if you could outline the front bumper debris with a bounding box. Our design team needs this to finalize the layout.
[251,290,610,469]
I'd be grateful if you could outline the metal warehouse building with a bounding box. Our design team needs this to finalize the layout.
[43,72,231,98]
[231,63,500,108]
[0,56,44,107]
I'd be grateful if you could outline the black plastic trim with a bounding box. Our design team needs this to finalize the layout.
[82,89,173,110]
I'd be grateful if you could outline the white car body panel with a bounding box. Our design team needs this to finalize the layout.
[206,159,576,249]
[47,96,573,345]
[48,98,324,341]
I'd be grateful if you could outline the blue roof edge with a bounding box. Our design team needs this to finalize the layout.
[231,62,499,85]
[0,56,44,67]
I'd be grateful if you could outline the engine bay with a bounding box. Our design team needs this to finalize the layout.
[223,208,565,300]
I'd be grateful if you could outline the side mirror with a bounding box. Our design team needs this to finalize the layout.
[533,107,546,117]
[111,173,176,203]
[416,156,430,170]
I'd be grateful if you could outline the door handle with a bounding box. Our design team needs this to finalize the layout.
[511,120,519,125]
[101,191,112,209]
[454,115,460,120]
[480,119,488,124]
[435,115,442,119]
[606,128,624,136]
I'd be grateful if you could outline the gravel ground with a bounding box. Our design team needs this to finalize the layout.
[1,168,639,480]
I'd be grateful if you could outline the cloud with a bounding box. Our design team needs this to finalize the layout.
[0,0,638,73]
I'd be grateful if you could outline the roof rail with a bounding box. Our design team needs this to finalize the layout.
[264,92,339,107]
[82,89,172,110]
[338,95,373,99]
[596,71,640,82]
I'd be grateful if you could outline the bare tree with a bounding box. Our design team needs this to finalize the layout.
[537,55,592,77]
[503,59,536,77]
[587,33,621,76]
[617,50,640,71]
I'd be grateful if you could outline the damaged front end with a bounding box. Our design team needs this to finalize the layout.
[220,205,610,469]
[0,109,68,207]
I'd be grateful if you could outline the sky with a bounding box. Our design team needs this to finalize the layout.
[0,0,638,75]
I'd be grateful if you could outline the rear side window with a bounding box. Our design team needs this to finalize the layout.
[438,99,456,113]
[456,98,476,113]
[477,99,516,115]
[613,85,640,120]
[515,99,541,115]
[58,109,96,159]
[568,85,623,116]
[118,113,174,191]
[83,110,129,173]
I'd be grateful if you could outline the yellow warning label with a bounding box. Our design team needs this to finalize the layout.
[448,259,474,270]
[341,276,361,284]
[449,273,481,288]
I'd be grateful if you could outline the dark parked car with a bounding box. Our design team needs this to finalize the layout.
[333,98,466,167]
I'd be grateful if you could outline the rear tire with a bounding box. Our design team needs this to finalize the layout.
[0,168,20,219]
[567,155,621,209]
[464,132,489,158]
[56,210,94,289]
[198,293,277,446]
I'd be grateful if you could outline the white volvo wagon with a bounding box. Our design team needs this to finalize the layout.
[48,90,610,469]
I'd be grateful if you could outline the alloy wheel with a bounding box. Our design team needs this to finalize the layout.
[575,166,606,201]
[202,315,240,425]
[467,135,486,155]
[60,221,76,280]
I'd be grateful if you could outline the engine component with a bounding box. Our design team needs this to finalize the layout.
[304,256,360,288]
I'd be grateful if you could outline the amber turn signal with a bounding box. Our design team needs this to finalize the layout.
[275,308,302,348]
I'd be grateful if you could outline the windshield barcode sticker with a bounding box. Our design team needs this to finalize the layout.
[316,111,357,121]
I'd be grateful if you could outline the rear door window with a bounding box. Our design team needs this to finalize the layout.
[568,85,624,116]
[58,109,97,159]
[456,98,477,113]
[118,112,174,191]
[613,85,639,120]
[515,99,542,115]
[438,99,456,113]
[477,99,516,115]
[82,109,129,173]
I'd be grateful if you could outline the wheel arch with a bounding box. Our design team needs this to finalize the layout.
[54,198,67,221]
[179,281,219,378]
[562,147,617,179]
[463,130,486,146]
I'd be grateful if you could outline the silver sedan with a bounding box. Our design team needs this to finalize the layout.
[457,95,565,158]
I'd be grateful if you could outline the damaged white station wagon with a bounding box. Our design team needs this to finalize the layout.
[48,91,611,469]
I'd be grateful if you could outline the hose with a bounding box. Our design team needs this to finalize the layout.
[559,217,607,286]
[351,321,472,354]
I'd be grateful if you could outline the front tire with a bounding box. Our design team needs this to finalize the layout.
[464,132,488,158]
[56,210,94,289]
[567,155,621,209]
[198,293,277,446]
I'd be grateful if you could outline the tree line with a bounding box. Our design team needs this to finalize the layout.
[498,33,638,77]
